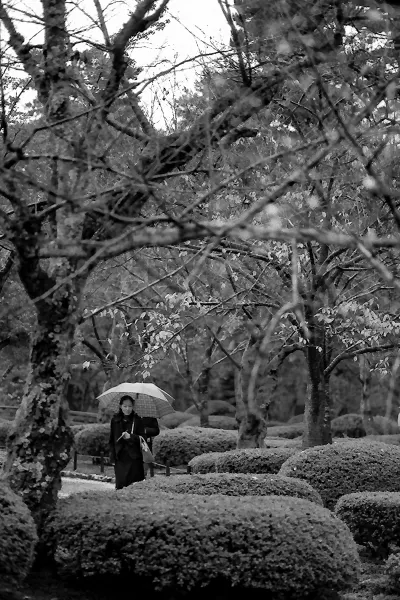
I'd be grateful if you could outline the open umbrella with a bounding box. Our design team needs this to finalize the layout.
[97,382,175,418]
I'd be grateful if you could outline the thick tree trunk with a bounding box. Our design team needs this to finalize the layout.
[303,345,332,448]
[237,411,268,448]
[3,279,84,544]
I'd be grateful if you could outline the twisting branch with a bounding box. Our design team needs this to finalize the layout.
[325,343,397,377]
[102,0,169,110]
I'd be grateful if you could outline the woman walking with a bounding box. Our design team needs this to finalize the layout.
[109,395,146,489]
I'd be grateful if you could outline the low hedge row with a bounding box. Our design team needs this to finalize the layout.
[189,447,298,474]
[153,427,238,466]
[279,440,400,509]
[160,411,193,429]
[45,489,360,598]
[0,478,38,585]
[74,424,109,457]
[335,492,400,558]
[178,416,238,430]
[136,472,323,504]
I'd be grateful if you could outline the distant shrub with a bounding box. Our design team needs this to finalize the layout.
[185,400,236,416]
[71,424,90,436]
[373,416,399,435]
[266,420,285,427]
[0,420,12,447]
[153,427,237,466]
[160,411,192,429]
[336,492,400,558]
[74,424,109,456]
[287,414,304,424]
[137,472,323,504]
[331,414,399,439]
[0,478,38,585]
[266,424,304,439]
[45,489,360,597]
[331,414,365,438]
[179,415,238,430]
[280,440,400,509]
[190,447,298,474]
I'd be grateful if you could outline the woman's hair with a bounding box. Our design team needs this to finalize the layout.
[119,395,135,407]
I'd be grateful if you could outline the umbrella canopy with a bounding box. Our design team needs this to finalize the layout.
[97,382,175,418]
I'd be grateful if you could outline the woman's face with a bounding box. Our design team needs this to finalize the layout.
[121,399,134,415]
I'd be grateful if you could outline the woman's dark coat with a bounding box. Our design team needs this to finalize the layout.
[109,411,146,489]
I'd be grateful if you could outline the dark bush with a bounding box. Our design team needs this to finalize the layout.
[0,420,12,448]
[178,415,238,430]
[45,489,360,598]
[185,400,236,416]
[265,424,304,439]
[335,492,400,557]
[153,427,237,466]
[74,424,109,456]
[0,477,38,585]
[279,440,400,509]
[137,472,323,504]
[189,447,298,474]
[160,411,193,429]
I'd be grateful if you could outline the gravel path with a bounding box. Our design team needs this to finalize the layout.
[60,477,114,497]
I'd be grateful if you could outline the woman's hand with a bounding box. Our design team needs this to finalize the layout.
[122,432,130,440]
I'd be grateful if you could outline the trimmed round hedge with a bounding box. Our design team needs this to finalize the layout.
[45,489,360,598]
[160,411,193,429]
[74,423,109,456]
[279,440,400,509]
[335,492,400,557]
[178,415,238,430]
[189,447,298,474]
[185,400,236,416]
[153,427,237,466]
[0,478,38,585]
[135,472,323,504]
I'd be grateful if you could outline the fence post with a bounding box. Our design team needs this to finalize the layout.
[186,465,192,475]
[73,451,78,471]
[165,460,170,477]
[100,451,104,474]
[149,463,154,477]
